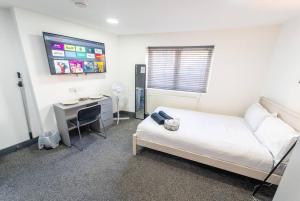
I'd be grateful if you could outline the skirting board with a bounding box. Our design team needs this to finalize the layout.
[113,111,150,119]
[0,137,38,157]
[113,111,135,118]
[133,133,281,185]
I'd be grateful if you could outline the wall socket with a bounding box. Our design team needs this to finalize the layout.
[69,87,77,93]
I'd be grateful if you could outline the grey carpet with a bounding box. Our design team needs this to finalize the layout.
[0,119,276,201]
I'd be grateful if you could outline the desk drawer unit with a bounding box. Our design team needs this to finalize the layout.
[100,98,113,127]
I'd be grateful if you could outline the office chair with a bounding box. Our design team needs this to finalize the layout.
[74,104,106,150]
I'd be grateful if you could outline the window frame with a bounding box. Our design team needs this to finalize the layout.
[146,46,214,94]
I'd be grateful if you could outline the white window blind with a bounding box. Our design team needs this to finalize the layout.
[147,46,214,93]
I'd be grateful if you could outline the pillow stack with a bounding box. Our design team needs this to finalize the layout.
[244,103,271,132]
[244,103,299,164]
[254,116,298,163]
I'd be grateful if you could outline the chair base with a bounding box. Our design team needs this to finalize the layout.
[90,129,107,139]
[72,129,106,151]
[71,142,83,151]
[74,117,107,151]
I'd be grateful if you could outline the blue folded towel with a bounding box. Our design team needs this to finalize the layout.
[151,113,165,125]
[158,111,173,120]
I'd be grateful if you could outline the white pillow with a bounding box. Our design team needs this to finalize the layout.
[244,103,271,131]
[254,116,299,163]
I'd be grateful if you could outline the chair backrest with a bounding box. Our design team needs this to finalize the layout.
[77,104,101,122]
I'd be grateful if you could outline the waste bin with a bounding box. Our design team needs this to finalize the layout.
[38,131,61,149]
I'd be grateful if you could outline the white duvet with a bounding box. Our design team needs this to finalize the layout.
[136,107,274,173]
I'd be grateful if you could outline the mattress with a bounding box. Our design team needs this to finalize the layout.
[136,107,276,173]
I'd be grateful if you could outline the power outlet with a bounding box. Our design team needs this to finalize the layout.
[69,87,77,93]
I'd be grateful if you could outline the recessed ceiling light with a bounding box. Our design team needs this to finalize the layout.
[72,0,88,8]
[106,18,119,25]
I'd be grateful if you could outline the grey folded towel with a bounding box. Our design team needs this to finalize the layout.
[151,113,165,125]
[158,111,173,120]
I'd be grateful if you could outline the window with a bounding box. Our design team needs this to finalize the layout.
[147,46,214,93]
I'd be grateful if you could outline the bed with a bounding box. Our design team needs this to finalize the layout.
[132,97,300,185]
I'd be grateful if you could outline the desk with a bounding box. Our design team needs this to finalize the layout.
[53,97,113,147]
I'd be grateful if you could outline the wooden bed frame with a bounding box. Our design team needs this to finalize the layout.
[132,97,300,185]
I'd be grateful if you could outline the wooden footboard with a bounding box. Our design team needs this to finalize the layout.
[133,133,281,185]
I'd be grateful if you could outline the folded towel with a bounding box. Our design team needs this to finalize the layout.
[151,113,165,125]
[164,118,180,131]
[158,111,173,120]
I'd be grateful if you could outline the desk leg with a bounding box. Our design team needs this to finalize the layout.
[61,130,71,147]
[54,106,72,147]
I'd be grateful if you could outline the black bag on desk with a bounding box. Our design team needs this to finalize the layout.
[151,113,165,125]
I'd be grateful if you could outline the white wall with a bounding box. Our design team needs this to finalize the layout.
[262,17,300,114]
[3,8,283,141]
[13,8,120,135]
[274,140,300,201]
[118,27,279,115]
[0,8,30,149]
[267,16,300,201]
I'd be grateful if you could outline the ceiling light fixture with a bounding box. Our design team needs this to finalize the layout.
[106,18,119,25]
[73,0,88,8]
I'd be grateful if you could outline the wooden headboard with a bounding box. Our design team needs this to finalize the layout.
[260,97,300,132]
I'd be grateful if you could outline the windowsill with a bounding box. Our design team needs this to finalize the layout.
[146,88,206,98]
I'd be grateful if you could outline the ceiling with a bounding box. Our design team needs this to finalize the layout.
[1,0,300,35]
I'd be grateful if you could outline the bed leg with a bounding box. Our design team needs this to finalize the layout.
[133,133,137,155]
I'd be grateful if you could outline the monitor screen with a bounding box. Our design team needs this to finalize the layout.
[43,32,106,75]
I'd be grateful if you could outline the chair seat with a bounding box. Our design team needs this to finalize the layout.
[71,118,98,127]
[80,118,99,126]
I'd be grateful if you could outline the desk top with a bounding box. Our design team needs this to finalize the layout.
[53,96,111,110]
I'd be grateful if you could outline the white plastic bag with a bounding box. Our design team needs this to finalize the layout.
[38,131,61,149]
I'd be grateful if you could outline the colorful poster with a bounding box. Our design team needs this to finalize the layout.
[65,51,76,58]
[51,43,64,50]
[94,61,105,72]
[95,54,105,61]
[86,53,95,59]
[52,50,65,57]
[53,60,70,74]
[69,60,83,73]
[83,61,95,72]
[44,33,106,74]
[64,44,76,51]
[76,52,86,58]
[76,46,86,52]
[94,49,102,54]
[86,47,94,53]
